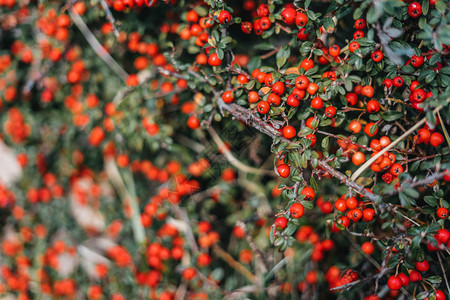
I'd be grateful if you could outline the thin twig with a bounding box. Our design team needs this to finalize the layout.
[382,170,449,198]
[345,232,382,270]
[437,110,450,149]
[104,158,146,245]
[216,99,381,203]
[236,221,268,273]
[99,0,120,37]
[169,205,199,254]
[436,251,450,295]
[351,101,449,181]
[213,245,256,283]
[317,130,372,152]
[69,8,129,82]
[206,126,275,176]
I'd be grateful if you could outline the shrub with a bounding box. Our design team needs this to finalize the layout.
[0,0,449,299]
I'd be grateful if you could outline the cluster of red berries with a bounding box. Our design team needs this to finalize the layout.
[332,194,376,229]
[3,108,31,144]
[111,0,158,11]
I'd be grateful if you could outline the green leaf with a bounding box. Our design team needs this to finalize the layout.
[399,192,412,208]
[367,6,380,24]
[247,56,262,72]
[404,188,419,199]
[306,10,317,21]
[435,0,446,13]
[426,110,437,129]
[310,176,318,191]
[426,222,441,233]
[312,48,323,56]
[298,127,313,137]
[353,7,363,19]
[401,64,415,74]
[277,57,287,69]
[301,200,314,209]
[276,44,291,62]
[254,43,275,51]
[273,236,284,247]
[283,222,298,236]
[426,276,442,285]
[380,111,404,122]
[344,78,353,91]
[245,80,255,90]
[423,196,439,207]
[269,226,275,244]
[321,136,329,149]
[355,57,363,70]
[262,27,275,39]
[221,36,232,44]
[422,0,429,15]
[322,17,335,33]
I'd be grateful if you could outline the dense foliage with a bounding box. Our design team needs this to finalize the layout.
[0,0,449,299]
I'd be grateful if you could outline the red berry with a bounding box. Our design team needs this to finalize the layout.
[187,115,200,129]
[295,75,309,90]
[415,259,429,272]
[349,41,360,53]
[366,99,380,113]
[301,187,315,200]
[410,55,424,67]
[208,53,222,66]
[306,134,317,147]
[274,216,288,229]
[267,93,281,106]
[334,199,347,212]
[277,164,290,178]
[412,88,426,103]
[416,128,431,144]
[393,76,404,87]
[241,22,252,34]
[409,270,421,282]
[398,273,409,287]
[289,203,305,219]
[435,290,446,300]
[259,17,271,30]
[383,79,393,89]
[429,132,444,147]
[371,50,383,62]
[408,2,422,18]
[297,28,310,40]
[257,4,269,17]
[387,275,402,290]
[436,229,450,244]
[282,125,297,139]
[281,7,297,24]
[346,93,358,106]
[361,241,374,255]
[272,81,285,96]
[218,10,231,24]
[354,18,366,30]
[257,101,270,114]
[325,106,337,118]
[287,94,300,107]
[221,91,234,103]
[437,207,448,219]
[295,12,308,27]
[310,96,323,109]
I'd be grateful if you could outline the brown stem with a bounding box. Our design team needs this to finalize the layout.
[213,245,256,283]
[236,221,268,273]
[69,8,129,82]
[216,99,381,203]
[316,130,373,152]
